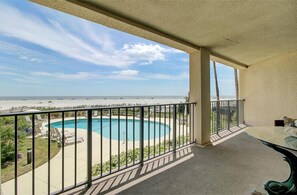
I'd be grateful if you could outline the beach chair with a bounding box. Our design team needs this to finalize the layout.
[25,115,31,123]
[35,122,47,137]
[24,116,46,136]
[53,128,74,138]
[36,114,44,121]
[53,128,84,146]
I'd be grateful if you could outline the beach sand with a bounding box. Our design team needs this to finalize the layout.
[0,98,185,111]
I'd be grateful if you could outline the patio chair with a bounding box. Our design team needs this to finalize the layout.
[36,114,45,121]
[93,111,98,117]
[25,116,31,123]
[50,128,73,138]
[35,122,47,137]
[52,128,84,145]
[24,117,46,137]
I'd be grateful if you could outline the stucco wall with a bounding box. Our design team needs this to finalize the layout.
[239,51,297,126]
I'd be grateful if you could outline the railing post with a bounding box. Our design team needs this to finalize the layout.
[227,101,230,130]
[0,117,2,195]
[216,101,220,134]
[87,110,93,188]
[236,100,239,126]
[139,106,144,166]
[14,116,18,195]
[173,105,177,153]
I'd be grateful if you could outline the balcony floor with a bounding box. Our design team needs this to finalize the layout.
[68,131,289,195]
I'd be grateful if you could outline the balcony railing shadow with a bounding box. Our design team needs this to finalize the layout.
[62,146,194,195]
[211,124,246,143]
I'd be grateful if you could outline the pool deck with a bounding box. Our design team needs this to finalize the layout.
[1,116,185,194]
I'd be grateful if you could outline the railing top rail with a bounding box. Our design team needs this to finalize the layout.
[211,99,245,102]
[0,102,197,117]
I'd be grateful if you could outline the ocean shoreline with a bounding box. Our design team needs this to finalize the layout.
[0,95,185,101]
[0,97,186,111]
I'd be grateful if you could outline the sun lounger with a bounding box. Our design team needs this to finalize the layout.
[35,122,47,137]
[36,114,45,121]
[51,128,84,145]
[25,115,31,123]
[93,111,98,117]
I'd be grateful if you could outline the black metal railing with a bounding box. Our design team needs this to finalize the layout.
[210,100,244,135]
[0,102,196,195]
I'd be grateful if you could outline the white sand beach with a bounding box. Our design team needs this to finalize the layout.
[0,97,185,111]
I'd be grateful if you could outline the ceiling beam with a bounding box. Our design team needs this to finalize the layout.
[211,52,248,69]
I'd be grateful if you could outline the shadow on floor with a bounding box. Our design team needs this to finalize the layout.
[211,124,246,142]
[62,146,195,195]
[64,131,290,195]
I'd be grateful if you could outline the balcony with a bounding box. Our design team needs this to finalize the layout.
[1,0,297,194]
[0,101,246,194]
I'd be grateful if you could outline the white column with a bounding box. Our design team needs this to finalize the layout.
[189,48,211,146]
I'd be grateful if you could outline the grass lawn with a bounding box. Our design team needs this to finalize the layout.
[1,138,60,183]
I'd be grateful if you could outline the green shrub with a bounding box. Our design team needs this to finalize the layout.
[0,116,28,167]
[92,135,188,176]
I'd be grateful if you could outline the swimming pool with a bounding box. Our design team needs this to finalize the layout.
[50,118,170,141]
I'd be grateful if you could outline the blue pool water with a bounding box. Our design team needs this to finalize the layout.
[50,118,170,141]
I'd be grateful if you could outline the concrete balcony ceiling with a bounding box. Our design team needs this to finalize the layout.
[32,0,297,68]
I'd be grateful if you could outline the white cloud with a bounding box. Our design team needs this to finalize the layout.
[120,44,165,64]
[0,70,40,84]
[113,70,139,76]
[20,55,42,62]
[110,70,143,80]
[31,70,188,81]
[32,70,144,80]
[0,40,49,62]
[120,43,183,65]
[32,72,101,80]
[181,58,189,62]
[145,72,188,80]
[0,3,181,67]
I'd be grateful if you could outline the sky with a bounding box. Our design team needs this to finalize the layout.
[0,0,235,97]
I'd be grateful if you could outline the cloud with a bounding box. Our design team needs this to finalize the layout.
[113,70,139,76]
[0,70,40,84]
[0,3,181,67]
[32,70,143,81]
[32,71,102,80]
[31,70,188,81]
[110,70,143,80]
[120,44,171,65]
[20,55,42,62]
[181,58,189,62]
[0,40,48,62]
[145,72,188,80]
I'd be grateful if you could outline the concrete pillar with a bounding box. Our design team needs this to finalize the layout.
[238,69,246,124]
[189,48,211,146]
